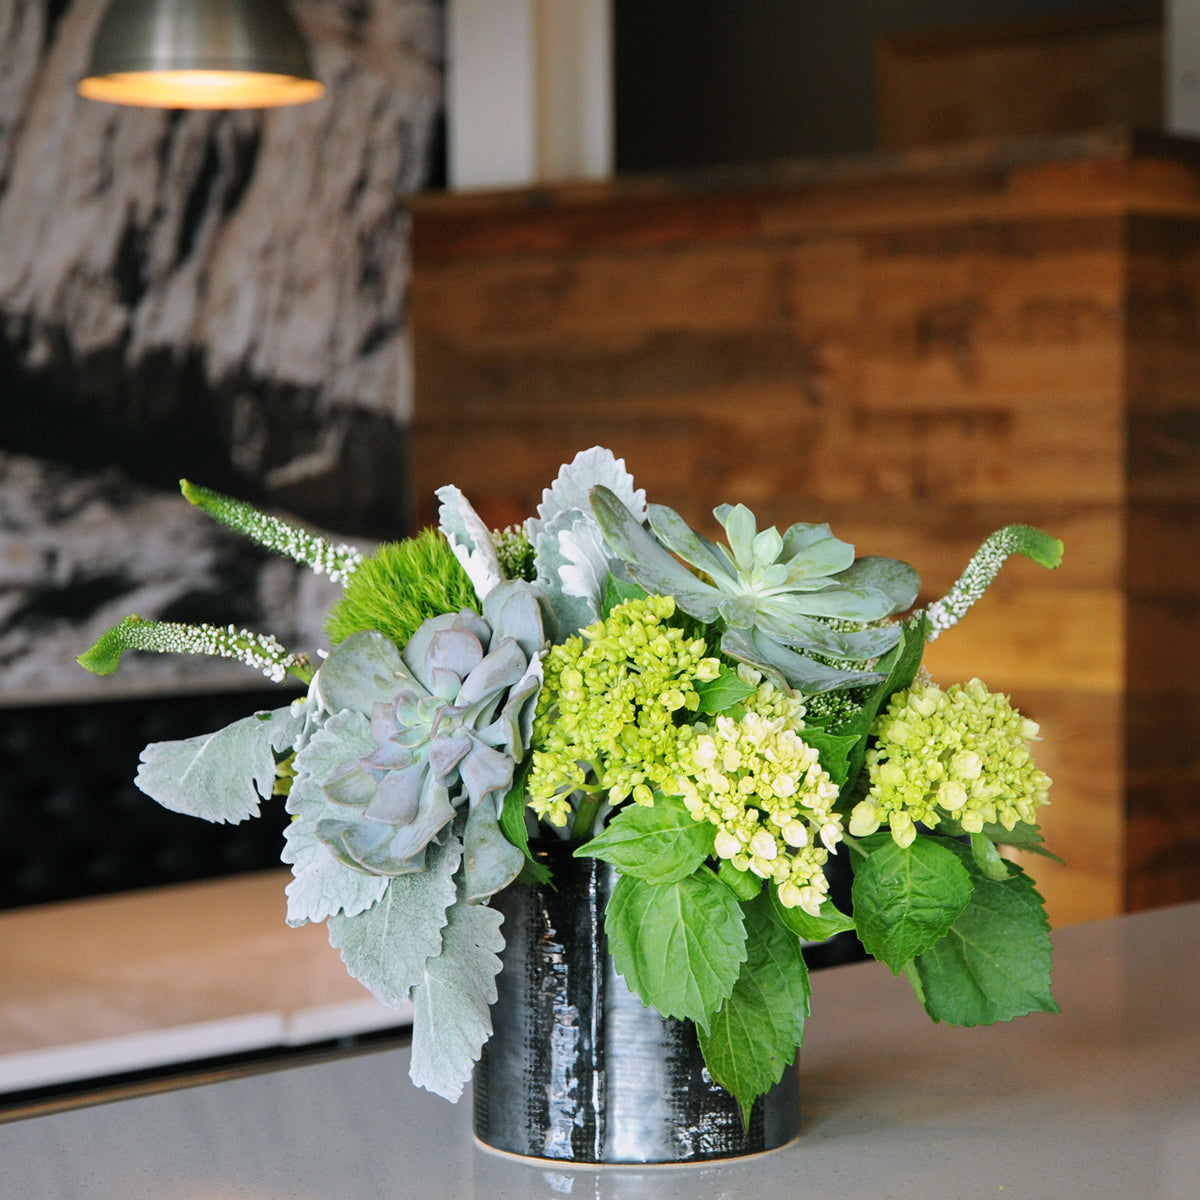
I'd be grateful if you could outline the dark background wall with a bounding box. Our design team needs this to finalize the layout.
[615,0,1156,169]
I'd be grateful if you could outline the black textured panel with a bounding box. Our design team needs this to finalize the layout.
[0,690,298,910]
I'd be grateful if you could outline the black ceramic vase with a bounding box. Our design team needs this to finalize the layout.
[473,841,801,1164]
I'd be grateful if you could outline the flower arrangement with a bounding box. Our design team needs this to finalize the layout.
[80,448,1062,1119]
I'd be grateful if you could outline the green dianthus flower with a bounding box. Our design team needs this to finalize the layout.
[850,678,1050,847]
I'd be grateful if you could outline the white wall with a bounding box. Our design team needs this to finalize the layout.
[1167,0,1200,136]
[446,0,612,190]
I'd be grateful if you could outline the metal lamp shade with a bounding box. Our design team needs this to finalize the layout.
[78,0,324,109]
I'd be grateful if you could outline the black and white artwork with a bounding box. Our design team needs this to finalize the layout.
[0,0,443,703]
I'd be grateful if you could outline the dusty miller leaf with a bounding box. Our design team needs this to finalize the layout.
[326,836,462,1008]
[282,710,388,925]
[408,894,506,1101]
[135,709,284,824]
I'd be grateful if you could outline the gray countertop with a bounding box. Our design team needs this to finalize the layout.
[2,900,1197,1199]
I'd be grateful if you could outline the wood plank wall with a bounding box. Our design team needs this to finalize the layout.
[408,131,1200,927]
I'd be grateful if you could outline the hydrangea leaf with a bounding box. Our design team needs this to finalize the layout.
[408,891,506,1101]
[969,832,1012,882]
[698,893,810,1122]
[282,711,389,926]
[693,666,757,715]
[958,817,1065,865]
[851,833,974,974]
[913,844,1058,1026]
[326,835,462,1009]
[790,726,858,789]
[497,758,551,878]
[718,858,763,901]
[605,868,747,1033]
[833,614,930,796]
[769,888,857,942]
[576,794,716,884]
[134,710,283,824]
[601,572,648,619]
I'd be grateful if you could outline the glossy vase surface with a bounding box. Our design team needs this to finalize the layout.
[473,842,800,1164]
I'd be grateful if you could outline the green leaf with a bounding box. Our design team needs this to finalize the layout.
[913,843,1058,1026]
[134,710,282,824]
[499,766,552,886]
[969,832,1011,881]
[601,572,649,619]
[851,834,973,974]
[982,820,1065,865]
[606,869,747,1032]
[326,836,462,1009]
[408,893,506,1101]
[718,859,763,901]
[698,893,810,1122]
[834,614,930,798]
[793,727,859,789]
[693,665,756,714]
[769,888,857,942]
[577,794,715,884]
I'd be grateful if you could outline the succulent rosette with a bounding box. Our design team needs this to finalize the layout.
[303,579,544,898]
[79,445,1066,1118]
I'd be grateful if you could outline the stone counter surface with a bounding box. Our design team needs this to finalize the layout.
[1,899,1196,1199]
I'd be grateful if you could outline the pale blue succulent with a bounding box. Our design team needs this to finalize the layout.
[590,487,920,694]
[304,579,545,900]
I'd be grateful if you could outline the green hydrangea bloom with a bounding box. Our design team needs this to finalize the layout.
[672,709,841,916]
[851,678,1050,847]
[527,594,720,826]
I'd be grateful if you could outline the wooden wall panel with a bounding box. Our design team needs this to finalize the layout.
[410,132,1200,927]
[877,7,1162,151]
[1124,215,1200,910]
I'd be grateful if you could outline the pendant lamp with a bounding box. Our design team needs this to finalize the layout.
[78,0,325,110]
